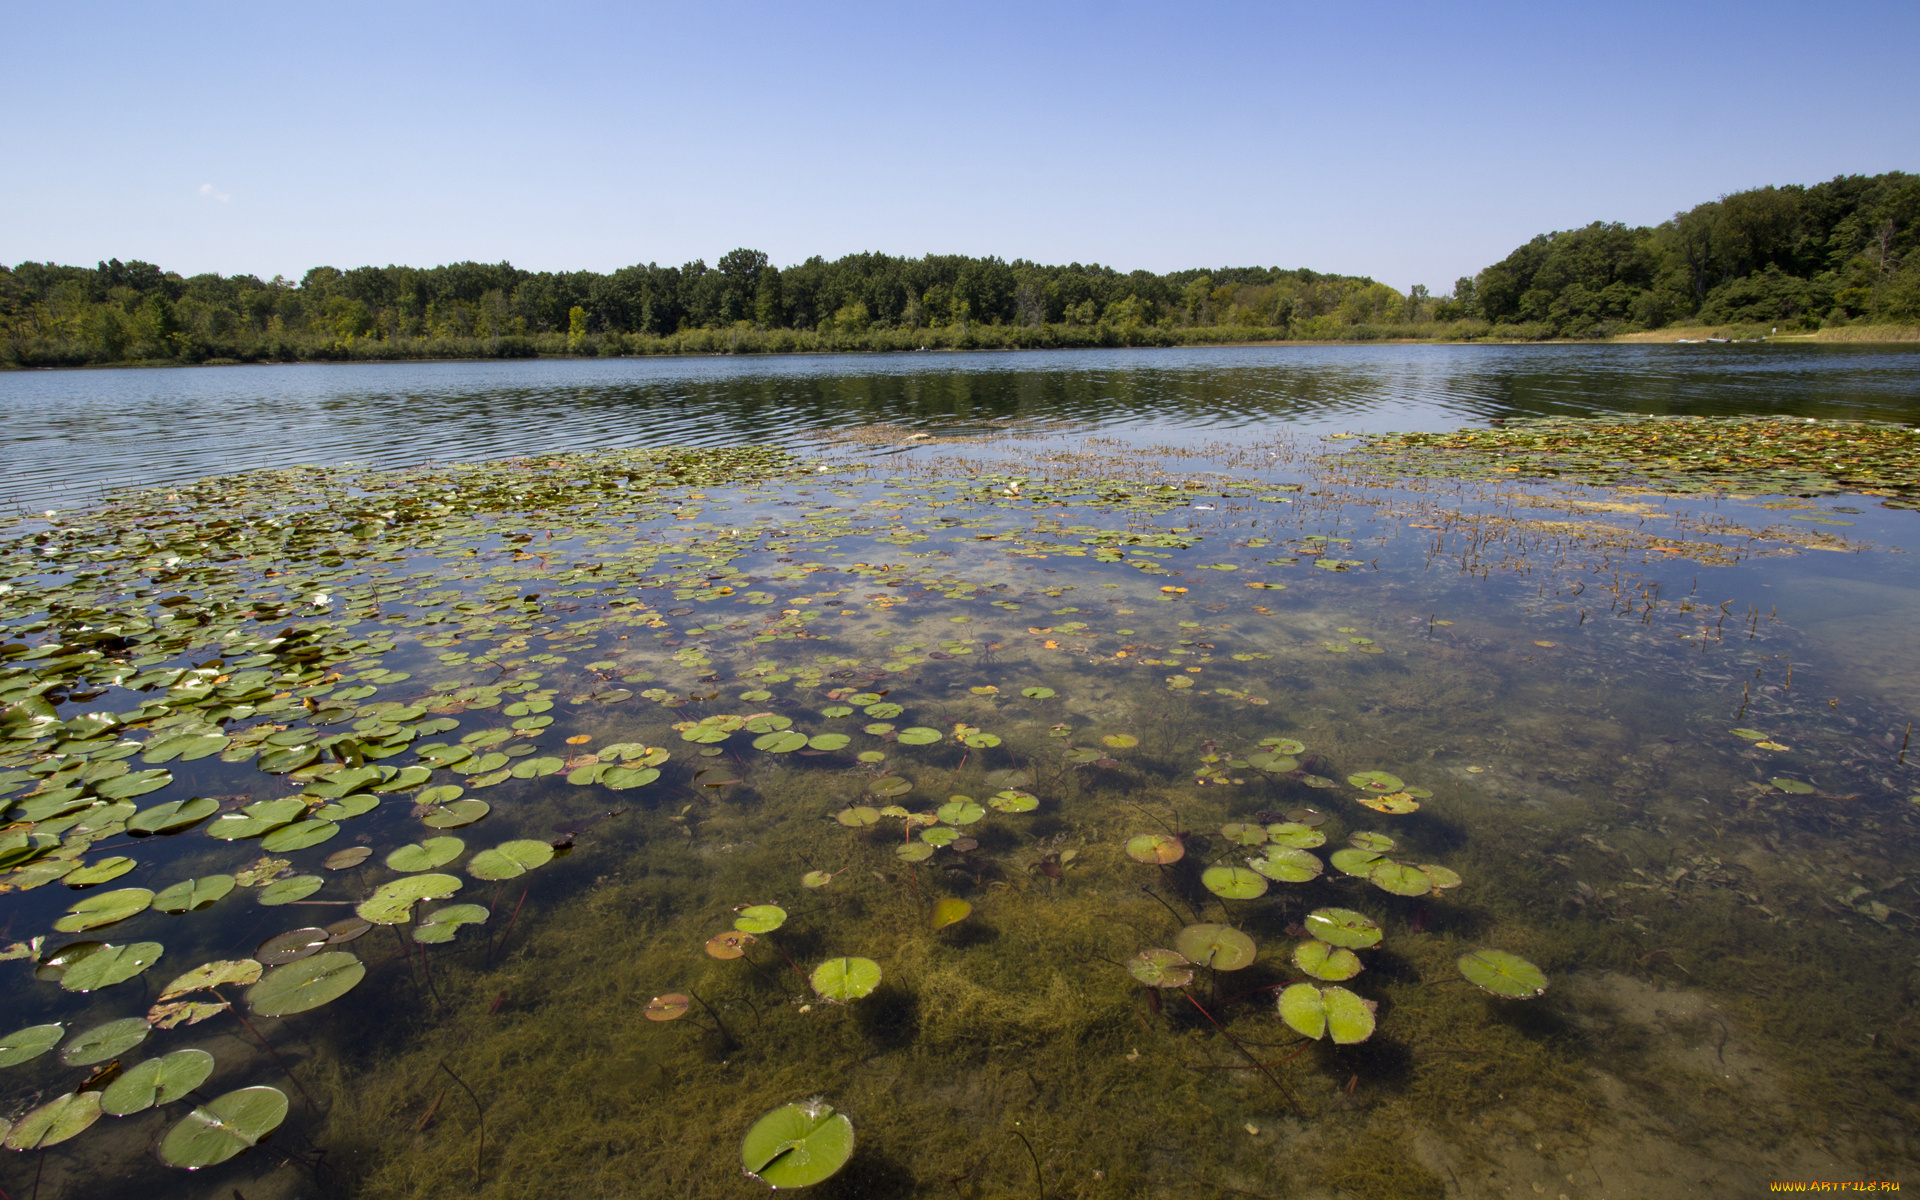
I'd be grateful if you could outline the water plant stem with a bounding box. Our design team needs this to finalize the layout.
[1901,723,1911,766]
[685,989,737,1048]
[1180,990,1297,1113]
[211,985,318,1111]
[1008,1129,1045,1200]
[438,1060,486,1190]
[488,887,529,967]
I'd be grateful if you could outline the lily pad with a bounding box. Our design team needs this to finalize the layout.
[987,790,1038,813]
[1277,983,1376,1043]
[126,797,219,836]
[735,905,788,934]
[835,806,880,827]
[1173,923,1257,971]
[896,727,942,745]
[895,842,934,863]
[1330,848,1383,876]
[159,958,263,998]
[1368,861,1435,897]
[1126,948,1193,988]
[248,951,366,1015]
[100,1049,216,1116]
[0,1024,63,1068]
[1125,833,1184,864]
[386,837,465,872]
[1249,847,1324,883]
[937,798,986,825]
[1102,734,1139,749]
[920,827,958,847]
[1021,687,1055,699]
[357,873,463,924]
[64,856,137,887]
[930,897,972,930]
[1349,831,1396,853]
[1219,822,1268,846]
[257,928,331,965]
[1265,822,1326,849]
[4,1091,102,1151]
[258,875,324,906]
[466,840,554,881]
[422,798,491,827]
[1258,738,1306,755]
[323,847,372,871]
[1771,777,1815,794]
[741,1099,856,1189]
[807,733,851,752]
[811,956,882,1001]
[753,730,810,753]
[1201,866,1268,900]
[158,1086,289,1169]
[259,819,340,853]
[1416,863,1463,890]
[1304,908,1383,949]
[706,931,755,959]
[1456,949,1549,998]
[313,794,380,821]
[61,1016,150,1065]
[801,870,834,888]
[644,993,690,1022]
[413,903,489,944]
[55,887,154,932]
[868,777,912,799]
[1292,940,1363,981]
[1356,792,1419,814]
[61,941,163,992]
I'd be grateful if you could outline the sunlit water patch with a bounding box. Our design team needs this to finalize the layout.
[1,427,1917,1199]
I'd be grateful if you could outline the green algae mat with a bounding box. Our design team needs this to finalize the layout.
[1,425,1917,1197]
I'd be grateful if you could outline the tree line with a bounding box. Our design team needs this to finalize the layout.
[2,171,1914,366]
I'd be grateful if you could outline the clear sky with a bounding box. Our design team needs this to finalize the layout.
[4,0,1915,293]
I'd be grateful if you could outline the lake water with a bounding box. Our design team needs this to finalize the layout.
[2,344,1919,1200]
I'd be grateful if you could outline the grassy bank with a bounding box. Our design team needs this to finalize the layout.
[1611,323,1920,344]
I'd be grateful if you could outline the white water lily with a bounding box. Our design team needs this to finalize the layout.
[310,592,332,607]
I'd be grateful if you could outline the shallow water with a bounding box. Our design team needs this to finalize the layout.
[2,350,1919,1199]
[6,342,1920,509]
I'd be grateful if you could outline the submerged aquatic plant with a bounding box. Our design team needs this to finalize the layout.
[1456,949,1549,998]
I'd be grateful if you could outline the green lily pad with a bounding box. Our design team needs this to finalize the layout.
[988,789,1038,813]
[1730,728,1769,740]
[920,826,959,847]
[741,1099,856,1189]
[1349,831,1396,853]
[357,873,462,923]
[1258,738,1306,755]
[868,777,912,799]
[127,797,219,836]
[64,856,137,887]
[100,1049,216,1116]
[3,1091,102,1151]
[314,794,380,821]
[1265,822,1326,849]
[937,799,986,825]
[735,905,788,934]
[1292,940,1363,981]
[1219,822,1268,846]
[896,727,942,745]
[1771,777,1816,794]
[55,887,154,932]
[1368,861,1435,897]
[1330,847,1383,876]
[862,703,903,719]
[466,840,554,881]
[412,903,489,944]
[1021,687,1055,699]
[1126,833,1184,864]
[61,1016,150,1065]
[811,956,882,1001]
[1304,908,1382,949]
[0,1024,63,1068]
[1173,923,1257,971]
[421,799,491,827]
[260,819,340,853]
[159,958,263,998]
[835,806,880,827]
[258,875,324,906]
[95,769,172,800]
[753,730,810,753]
[1126,948,1193,988]
[153,875,236,913]
[1417,863,1463,890]
[61,941,163,992]
[1277,983,1376,1043]
[896,842,934,863]
[1456,949,1549,998]
[1246,752,1300,772]
[158,1086,289,1169]
[387,836,465,872]
[248,951,366,1015]
[206,800,304,841]
[1201,866,1268,900]
[807,733,851,752]
[1249,847,1324,883]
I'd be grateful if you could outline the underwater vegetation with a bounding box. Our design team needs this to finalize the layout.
[0,423,1916,1197]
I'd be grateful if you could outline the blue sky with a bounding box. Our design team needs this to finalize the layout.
[3,0,1915,293]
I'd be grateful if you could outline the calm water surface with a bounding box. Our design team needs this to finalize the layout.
[2,345,1919,1200]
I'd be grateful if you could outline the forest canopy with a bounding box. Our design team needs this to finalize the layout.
[3,172,1914,367]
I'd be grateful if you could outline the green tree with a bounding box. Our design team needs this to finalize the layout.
[567,305,588,350]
